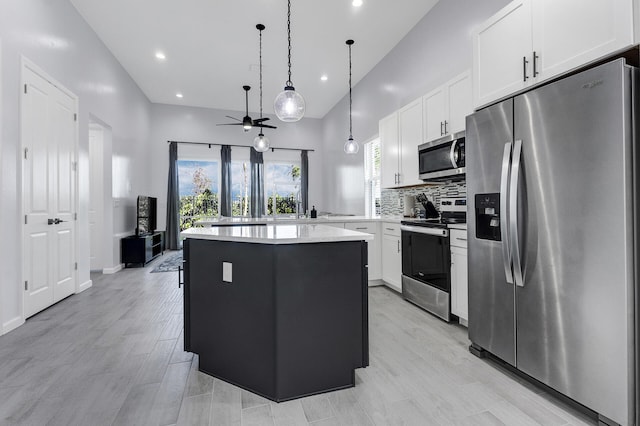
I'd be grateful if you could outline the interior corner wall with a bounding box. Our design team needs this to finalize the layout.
[148,103,325,230]
[320,0,510,215]
[0,0,152,333]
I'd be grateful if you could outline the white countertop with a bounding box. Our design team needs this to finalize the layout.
[181,224,375,245]
[195,215,402,226]
[448,223,468,230]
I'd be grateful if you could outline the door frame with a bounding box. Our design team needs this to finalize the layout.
[20,56,79,321]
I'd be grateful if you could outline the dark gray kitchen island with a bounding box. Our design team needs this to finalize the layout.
[181,224,371,402]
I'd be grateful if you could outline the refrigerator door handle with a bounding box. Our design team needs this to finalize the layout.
[509,139,524,287]
[500,142,513,284]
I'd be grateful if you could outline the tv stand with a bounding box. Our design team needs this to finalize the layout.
[121,231,165,267]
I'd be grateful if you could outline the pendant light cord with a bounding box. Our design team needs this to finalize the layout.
[259,26,263,120]
[348,41,353,139]
[286,0,293,86]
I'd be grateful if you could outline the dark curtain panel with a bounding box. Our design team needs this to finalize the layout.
[250,148,265,218]
[166,142,180,250]
[220,145,232,216]
[301,150,309,214]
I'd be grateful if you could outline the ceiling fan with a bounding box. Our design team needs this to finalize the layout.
[217,85,277,132]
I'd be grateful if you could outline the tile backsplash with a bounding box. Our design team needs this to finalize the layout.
[381,181,466,216]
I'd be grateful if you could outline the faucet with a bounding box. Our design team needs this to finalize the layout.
[295,189,303,218]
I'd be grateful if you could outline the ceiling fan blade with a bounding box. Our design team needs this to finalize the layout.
[216,123,244,126]
[253,117,270,123]
[259,124,278,130]
[225,115,241,122]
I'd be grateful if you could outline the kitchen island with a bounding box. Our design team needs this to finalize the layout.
[181,224,372,402]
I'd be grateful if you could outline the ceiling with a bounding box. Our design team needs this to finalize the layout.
[69,0,439,119]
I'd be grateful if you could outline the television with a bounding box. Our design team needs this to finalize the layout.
[136,195,157,236]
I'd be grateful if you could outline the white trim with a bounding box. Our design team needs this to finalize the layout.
[2,316,24,336]
[78,280,92,292]
[103,264,124,275]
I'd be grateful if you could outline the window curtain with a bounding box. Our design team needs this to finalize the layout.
[166,142,180,250]
[301,150,309,214]
[220,145,232,216]
[250,147,265,218]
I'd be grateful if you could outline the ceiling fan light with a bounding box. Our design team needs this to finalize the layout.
[274,86,305,122]
[253,133,270,152]
[344,137,359,154]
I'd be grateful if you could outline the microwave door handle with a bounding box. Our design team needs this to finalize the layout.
[500,142,513,284]
[449,140,459,168]
[509,139,524,287]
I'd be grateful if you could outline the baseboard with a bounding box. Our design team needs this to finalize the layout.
[368,279,385,287]
[78,280,92,292]
[2,316,24,335]
[103,264,124,274]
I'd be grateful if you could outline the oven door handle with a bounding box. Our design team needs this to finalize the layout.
[449,139,459,169]
[500,142,513,284]
[400,225,448,237]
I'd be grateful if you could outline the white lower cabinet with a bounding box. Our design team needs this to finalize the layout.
[345,222,381,282]
[450,229,468,324]
[381,222,402,292]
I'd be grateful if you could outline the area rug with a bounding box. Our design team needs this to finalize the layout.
[150,250,183,273]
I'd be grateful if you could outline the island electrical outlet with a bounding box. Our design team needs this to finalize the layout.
[223,262,232,283]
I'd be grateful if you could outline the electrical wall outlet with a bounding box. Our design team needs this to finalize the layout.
[223,262,232,282]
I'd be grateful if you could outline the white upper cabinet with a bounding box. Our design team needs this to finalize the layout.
[423,87,446,142]
[380,112,400,189]
[473,0,633,108]
[424,71,472,142]
[398,98,423,187]
[531,0,633,79]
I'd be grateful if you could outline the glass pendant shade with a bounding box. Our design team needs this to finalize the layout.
[344,137,359,154]
[253,132,270,152]
[274,86,305,122]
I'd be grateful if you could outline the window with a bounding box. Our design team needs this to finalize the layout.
[265,162,301,215]
[364,138,381,216]
[230,160,251,216]
[178,160,219,230]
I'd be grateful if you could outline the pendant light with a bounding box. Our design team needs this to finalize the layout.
[253,24,270,152]
[344,39,359,154]
[273,0,305,122]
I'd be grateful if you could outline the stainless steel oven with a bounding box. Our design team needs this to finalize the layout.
[400,223,451,321]
[418,131,465,181]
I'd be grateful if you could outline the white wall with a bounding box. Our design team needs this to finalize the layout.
[320,0,510,214]
[149,103,325,229]
[0,0,152,333]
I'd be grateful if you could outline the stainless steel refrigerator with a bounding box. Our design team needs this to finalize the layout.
[466,58,637,426]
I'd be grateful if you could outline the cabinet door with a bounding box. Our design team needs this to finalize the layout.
[398,99,423,187]
[345,222,381,281]
[473,0,533,108]
[451,246,468,322]
[423,86,446,142]
[380,112,400,188]
[446,71,473,135]
[382,234,402,292]
[531,0,633,81]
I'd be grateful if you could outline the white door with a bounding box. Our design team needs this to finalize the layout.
[473,0,533,108]
[379,112,399,188]
[89,125,104,271]
[531,0,633,80]
[423,86,446,141]
[22,64,77,318]
[398,98,422,187]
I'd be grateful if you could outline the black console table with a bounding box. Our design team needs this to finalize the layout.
[121,231,164,267]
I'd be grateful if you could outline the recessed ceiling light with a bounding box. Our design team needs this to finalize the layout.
[352,0,363,7]
[176,93,183,98]
[155,51,166,60]
[321,75,328,81]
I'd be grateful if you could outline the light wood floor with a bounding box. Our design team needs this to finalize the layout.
[0,253,597,426]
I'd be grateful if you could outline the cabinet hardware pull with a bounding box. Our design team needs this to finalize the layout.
[533,51,539,77]
[440,121,444,136]
[178,265,184,288]
[356,227,368,230]
[397,240,400,253]
[386,227,394,231]
[456,237,467,241]
[523,56,529,81]
[444,120,448,134]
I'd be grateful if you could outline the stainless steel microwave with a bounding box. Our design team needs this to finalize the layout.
[418,131,465,181]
